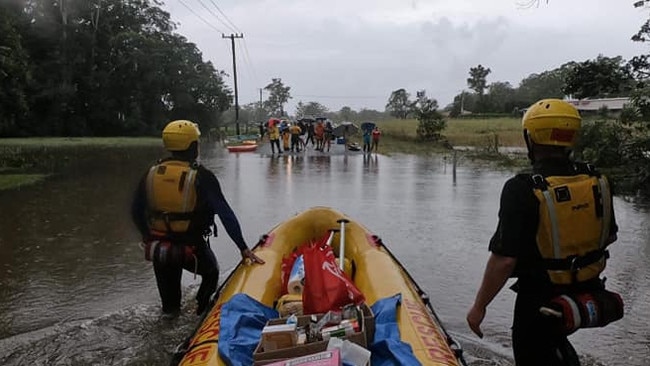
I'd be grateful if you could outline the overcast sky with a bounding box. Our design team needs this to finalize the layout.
[161,0,648,113]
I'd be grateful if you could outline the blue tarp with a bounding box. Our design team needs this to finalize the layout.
[216,292,421,366]
[217,293,279,366]
[370,294,423,366]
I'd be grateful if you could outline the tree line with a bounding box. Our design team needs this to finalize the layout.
[0,0,232,137]
[383,55,636,120]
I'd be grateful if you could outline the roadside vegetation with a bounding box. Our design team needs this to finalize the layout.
[0,137,160,190]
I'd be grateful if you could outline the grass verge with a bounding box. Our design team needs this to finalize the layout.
[0,137,161,191]
[0,174,48,190]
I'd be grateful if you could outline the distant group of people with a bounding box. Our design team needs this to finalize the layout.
[265,118,341,154]
[131,98,623,366]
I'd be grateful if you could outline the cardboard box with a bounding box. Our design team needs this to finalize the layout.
[253,304,374,366]
[261,349,341,366]
[261,323,298,351]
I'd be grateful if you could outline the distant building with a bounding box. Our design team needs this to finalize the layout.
[565,97,630,112]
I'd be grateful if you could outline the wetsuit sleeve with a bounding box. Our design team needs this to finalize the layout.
[488,177,537,258]
[131,172,149,238]
[197,167,248,251]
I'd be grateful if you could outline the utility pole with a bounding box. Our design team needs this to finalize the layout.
[223,33,243,135]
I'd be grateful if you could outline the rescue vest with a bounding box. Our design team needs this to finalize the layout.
[530,165,613,285]
[145,160,199,235]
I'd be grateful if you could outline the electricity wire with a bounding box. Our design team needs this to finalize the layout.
[207,0,242,33]
[177,0,224,33]
[194,0,238,33]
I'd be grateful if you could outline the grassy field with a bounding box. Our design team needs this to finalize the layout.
[375,117,524,148]
[0,136,160,147]
[0,174,48,190]
[0,137,161,191]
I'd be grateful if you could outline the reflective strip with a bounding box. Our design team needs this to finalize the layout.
[146,165,158,208]
[181,168,197,213]
[561,295,582,331]
[159,243,167,263]
[598,177,612,248]
[541,190,562,258]
[149,240,159,261]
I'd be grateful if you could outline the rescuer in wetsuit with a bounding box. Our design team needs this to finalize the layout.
[131,120,264,319]
[467,99,619,365]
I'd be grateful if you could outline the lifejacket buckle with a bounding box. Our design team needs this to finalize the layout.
[531,174,547,189]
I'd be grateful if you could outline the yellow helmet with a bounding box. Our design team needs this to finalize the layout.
[162,120,201,151]
[522,99,581,147]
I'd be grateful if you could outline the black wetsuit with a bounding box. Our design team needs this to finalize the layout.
[131,160,248,314]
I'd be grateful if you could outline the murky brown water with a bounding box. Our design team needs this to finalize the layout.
[0,143,648,365]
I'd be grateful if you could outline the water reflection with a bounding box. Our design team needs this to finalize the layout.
[0,144,648,365]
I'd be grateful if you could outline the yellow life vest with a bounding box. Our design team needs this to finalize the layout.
[532,170,613,285]
[145,160,198,235]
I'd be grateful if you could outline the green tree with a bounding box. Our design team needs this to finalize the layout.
[0,2,31,136]
[516,68,566,104]
[448,91,478,117]
[264,78,291,116]
[562,55,635,99]
[467,64,491,95]
[338,106,355,121]
[295,101,328,118]
[412,90,446,141]
[385,88,411,119]
[0,0,232,137]
[486,81,516,113]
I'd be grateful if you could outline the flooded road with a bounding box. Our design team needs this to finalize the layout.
[0,143,648,365]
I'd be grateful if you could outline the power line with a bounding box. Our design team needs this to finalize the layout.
[238,38,258,85]
[194,0,237,33]
[177,0,224,33]
[207,0,242,33]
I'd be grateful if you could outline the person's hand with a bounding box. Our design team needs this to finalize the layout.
[467,304,486,338]
[241,248,265,264]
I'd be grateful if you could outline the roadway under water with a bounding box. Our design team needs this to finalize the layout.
[0,142,648,365]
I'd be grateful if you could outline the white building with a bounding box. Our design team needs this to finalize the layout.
[565,97,630,111]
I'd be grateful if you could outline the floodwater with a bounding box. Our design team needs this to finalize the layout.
[0,143,648,366]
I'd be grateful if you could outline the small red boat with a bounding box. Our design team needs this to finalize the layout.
[226,144,258,152]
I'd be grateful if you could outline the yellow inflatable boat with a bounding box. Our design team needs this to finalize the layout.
[173,206,465,366]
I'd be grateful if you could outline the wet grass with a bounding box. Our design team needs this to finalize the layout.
[0,137,161,190]
[370,117,526,164]
[374,117,524,148]
[0,174,48,190]
[0,137,160,147]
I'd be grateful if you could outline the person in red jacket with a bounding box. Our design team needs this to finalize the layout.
[371,126,381,153]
